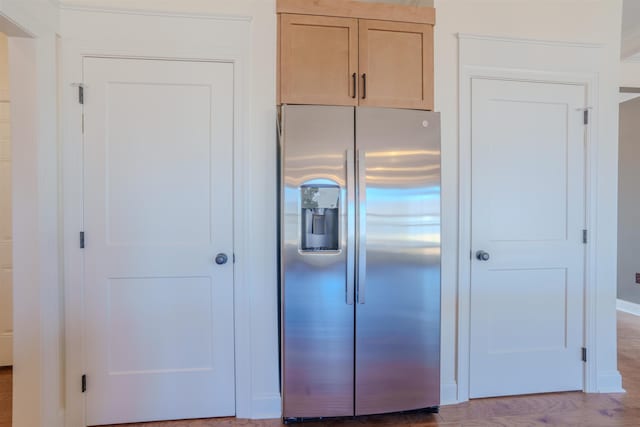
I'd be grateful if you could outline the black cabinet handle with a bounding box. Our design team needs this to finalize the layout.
[362,73,367,99]
[352,72,357,99]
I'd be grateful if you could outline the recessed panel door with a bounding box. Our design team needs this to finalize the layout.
[83,58,235,425]
[470,78,586,398]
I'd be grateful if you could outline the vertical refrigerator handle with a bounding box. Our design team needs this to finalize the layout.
[356,150,367,304]
[346,149,356,305]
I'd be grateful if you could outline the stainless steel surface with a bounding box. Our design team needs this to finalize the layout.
[280,105,441,419]
[354,107,441,415]
[356,150,367,305]
[281,105,355,418]
[347,149,356,306]
[476,250,490,261]
[214,253,228,265]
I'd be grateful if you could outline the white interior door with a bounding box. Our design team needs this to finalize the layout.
[83,57,235,425]
[470,78,586,398]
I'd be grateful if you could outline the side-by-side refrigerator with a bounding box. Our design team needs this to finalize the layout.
[279,105,441,421]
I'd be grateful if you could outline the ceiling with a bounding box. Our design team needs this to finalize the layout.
[623,0,640,60]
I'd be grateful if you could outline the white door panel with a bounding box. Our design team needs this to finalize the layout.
[470,78,585,398]
[83,57,235,425]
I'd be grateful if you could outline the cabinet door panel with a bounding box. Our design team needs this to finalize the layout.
[281,14,358,106]
[359,20,433,110]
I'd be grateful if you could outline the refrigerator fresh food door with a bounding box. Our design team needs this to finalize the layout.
[355,107,441,415]
[281,105,356,418]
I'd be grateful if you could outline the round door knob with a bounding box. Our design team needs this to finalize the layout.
[215,253,228,265]
[476,250,490,261]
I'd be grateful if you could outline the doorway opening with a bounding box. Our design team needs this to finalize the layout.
[616,87,640,399]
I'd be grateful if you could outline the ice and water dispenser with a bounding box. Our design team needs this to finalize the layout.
[300,185,340,252]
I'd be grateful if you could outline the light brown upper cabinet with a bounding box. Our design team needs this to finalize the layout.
[359,20,433,110]
[277,0,435,110]
[280,14,359,106]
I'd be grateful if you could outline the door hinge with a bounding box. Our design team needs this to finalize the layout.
[233,253,236,263]
[582,229,588,244]
[80,231,85,249]
[583,109,589,125]
[78,85,84,105]
[81,374,87,393]
[582,347,587,362]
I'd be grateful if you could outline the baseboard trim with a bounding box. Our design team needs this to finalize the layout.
[249,393,282,419]
[0,332,12,367]
[55,409,65,427]
[617,299,640,316]
[440,381,459,405]
[597,370,625,393]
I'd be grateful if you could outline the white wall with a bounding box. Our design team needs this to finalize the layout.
[619,61,640,102]
[435,0,624,399]
[621,60,640,87]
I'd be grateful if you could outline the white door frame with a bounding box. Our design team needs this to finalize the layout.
[457,55,599,401]
[62,22,257,427]
[3,5,62,425]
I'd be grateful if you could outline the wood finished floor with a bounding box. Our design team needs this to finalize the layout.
[0,367,9,427]
[2,312,640,426]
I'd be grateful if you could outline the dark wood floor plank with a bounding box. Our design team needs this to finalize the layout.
[0,367,11,427]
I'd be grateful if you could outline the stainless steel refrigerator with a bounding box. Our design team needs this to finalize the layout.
[279,105,441,421]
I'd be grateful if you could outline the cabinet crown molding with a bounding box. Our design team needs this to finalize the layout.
[276,0,436,25]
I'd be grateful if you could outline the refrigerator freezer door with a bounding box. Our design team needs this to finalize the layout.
[281,105,356,418]
[355,107,441,415]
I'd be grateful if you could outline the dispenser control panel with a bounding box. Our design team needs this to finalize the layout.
[300,185,340,252]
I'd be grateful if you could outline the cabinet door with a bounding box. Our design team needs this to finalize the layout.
[280,14,358,106]
[359,20,433,110]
